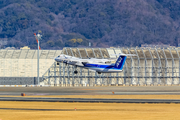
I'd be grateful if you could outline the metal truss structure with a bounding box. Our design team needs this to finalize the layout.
[42,47,180,86]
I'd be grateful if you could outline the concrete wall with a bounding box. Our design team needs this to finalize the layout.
[0,50,62,77]
[0,77,43,85]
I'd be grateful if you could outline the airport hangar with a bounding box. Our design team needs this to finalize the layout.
[0,47,180,86]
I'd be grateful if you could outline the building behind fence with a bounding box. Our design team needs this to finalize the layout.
[42,47,180,86]
[0,47,180,86]
[0,49,61,85]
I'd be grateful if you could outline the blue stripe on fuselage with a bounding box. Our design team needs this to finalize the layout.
[84,64,115,69]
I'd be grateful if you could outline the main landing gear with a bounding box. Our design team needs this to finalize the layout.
[74,66,78,74]
[74,70,78,74]
[97,72,101,74]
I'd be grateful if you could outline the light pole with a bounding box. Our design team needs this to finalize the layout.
[34,33,42,85]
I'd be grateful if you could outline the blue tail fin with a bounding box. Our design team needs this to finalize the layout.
[114,55,127,70]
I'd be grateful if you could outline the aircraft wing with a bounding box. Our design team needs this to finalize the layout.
[80,58,116,64]
[58,57,115,65]
[61,58,90,63]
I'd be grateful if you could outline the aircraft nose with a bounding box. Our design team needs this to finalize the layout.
[55,57,59,61]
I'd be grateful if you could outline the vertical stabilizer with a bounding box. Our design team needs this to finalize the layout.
[114,55,127,70]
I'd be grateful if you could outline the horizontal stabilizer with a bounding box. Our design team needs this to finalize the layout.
[89,69,96,72]
[111,53,137,56]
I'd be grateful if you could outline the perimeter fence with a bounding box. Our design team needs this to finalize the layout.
[42,47,180,86]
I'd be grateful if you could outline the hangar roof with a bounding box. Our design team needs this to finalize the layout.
[0,50,62,59]
[62,47,180,60]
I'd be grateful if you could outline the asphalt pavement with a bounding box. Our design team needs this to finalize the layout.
[0,97,180,103]
[1,86,180,103]
[1,86,180,95]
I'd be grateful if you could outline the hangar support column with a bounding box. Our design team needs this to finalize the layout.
[59,62,62,85]
[148,48,155,85]
[127,48,133,85]
[141,49,147,85]
[169,49,175,85]
[155,48,162,85]
[162,49,168,85]
[134,48,140,85]
[106,48,112,85]
[54,62,57,85]
[120,48,128,85]
[175,49,180,84]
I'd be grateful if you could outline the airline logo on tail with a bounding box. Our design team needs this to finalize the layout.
[114,55,127,70]
[116,57,122,68]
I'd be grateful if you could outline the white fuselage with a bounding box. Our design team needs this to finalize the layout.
[55,55,122,73]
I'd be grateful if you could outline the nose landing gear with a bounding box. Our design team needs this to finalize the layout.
[74,70,78,74]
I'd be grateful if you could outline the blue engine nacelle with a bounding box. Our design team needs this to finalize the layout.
[63,60,67,63]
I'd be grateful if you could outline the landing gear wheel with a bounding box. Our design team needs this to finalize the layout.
[98,72,101,74]
[74,70,78,74]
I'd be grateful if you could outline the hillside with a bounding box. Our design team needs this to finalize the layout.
[0,0,180,49]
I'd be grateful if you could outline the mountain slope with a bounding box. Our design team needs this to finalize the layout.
[0,0,180,49]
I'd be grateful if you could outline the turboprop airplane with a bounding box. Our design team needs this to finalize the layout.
[55,54,135,74]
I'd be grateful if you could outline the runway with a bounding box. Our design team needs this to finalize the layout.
[1,86,180,103]
[1,96,180,103]
[1,86,180,95]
